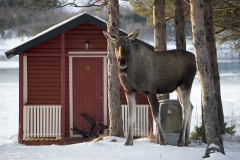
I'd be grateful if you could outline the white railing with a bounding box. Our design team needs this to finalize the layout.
[23,105,62,140]
[122,105,149,137]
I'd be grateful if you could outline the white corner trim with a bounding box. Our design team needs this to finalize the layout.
[23,56,28,104]
[103,57,107,127]
[69,56,74,137]
[69,52,107,137]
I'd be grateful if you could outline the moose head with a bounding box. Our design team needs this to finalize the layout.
[103,29,140,69]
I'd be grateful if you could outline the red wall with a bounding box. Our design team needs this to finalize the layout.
[27,35,61,104]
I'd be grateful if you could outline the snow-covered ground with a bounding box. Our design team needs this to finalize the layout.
[0,38,240,159]
[0,136,239,160]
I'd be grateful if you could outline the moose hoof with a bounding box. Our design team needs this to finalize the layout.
[124,143,133,146]
[159,136,166,145]
[124,140,133,146]
[159,141,166,146]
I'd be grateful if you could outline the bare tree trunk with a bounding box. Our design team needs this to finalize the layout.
[175,0,186,50]
[190,0,225,157]
[204,0,225,134]
[153,0,169,101]
[201,102,207,143]
[106,0,124,137]
[153,0,167,51]
[153,0,169,145]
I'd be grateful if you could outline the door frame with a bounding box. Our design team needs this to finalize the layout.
[68,51,107,137]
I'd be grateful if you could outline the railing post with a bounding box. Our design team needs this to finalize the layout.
[121,105,149,137]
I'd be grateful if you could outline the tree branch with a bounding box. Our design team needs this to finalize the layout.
[129,0,153,10]
[184,0,190,5]
[23,0,108,14]
[214,28,227,34]
[67,0,108,8]
[214,23,240,33]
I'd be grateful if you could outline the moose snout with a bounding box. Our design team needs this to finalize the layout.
[118,59,128,69]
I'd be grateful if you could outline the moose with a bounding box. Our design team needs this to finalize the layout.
[103,29,196,146]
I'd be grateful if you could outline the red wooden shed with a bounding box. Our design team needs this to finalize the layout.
[5,12,153,145]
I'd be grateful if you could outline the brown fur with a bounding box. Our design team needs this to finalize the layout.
[103,29,196,146]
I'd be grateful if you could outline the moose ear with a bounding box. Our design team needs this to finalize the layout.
[127,29,140,40]
[103,31,116,41]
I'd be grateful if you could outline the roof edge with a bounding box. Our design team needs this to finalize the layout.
[5,12,153,59]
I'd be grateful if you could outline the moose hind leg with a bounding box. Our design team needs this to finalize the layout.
[176,87,192,147]
[147,94,166,145]
[125,92,136,146]
[185,103,193,146]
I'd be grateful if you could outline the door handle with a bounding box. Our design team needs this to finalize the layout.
[99,93,103,99]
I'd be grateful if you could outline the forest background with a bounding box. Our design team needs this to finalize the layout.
[0,0,192,47]
[1,0,239,58]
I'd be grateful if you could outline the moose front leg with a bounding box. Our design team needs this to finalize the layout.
[147,94,166,145]
[125,92,136,146]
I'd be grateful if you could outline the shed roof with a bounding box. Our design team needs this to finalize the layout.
[5,12,153,59]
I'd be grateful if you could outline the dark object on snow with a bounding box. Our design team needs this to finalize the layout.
[71,113,108,139]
